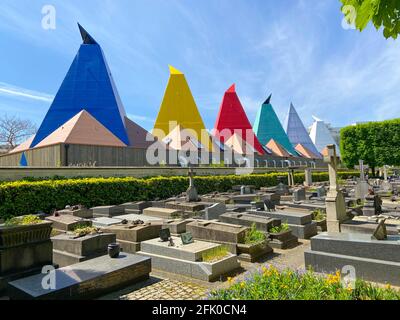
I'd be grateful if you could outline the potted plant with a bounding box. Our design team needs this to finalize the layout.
[237,224,271,262]
[0,215,52,248]
[312,209,327,232]
[268,223,292,242]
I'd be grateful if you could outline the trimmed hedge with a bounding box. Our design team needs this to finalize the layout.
[0,171,358,220]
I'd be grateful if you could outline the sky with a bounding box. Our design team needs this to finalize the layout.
[0,0,399,133]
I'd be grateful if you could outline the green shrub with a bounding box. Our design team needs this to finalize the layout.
[244,223,266,244]
[0,171,358,220]
[269,223,290,234]
[312,209,326,221]
[4,214,43,227]
[208,266,400,300]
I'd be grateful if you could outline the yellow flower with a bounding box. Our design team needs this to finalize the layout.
[385,284,392,290]
[227,277,233,284]
[240,282,246,288]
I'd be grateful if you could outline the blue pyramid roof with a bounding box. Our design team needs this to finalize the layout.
[19,152,28,167]
[253,95,296,155]
[30,24,129,147]
[284,103,321,157]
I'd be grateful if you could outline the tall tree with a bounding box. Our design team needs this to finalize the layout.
[0,114,37,150]
[340,119,400,175]
[341,0,400,39]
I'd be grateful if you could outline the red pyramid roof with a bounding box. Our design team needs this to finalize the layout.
[213,84,265,155]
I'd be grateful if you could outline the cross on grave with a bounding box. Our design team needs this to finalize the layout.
[323,144,347,232]
[186,167,199,202]
[323,145,341,192]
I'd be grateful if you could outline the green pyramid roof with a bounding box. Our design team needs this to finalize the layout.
[253,96,296,155]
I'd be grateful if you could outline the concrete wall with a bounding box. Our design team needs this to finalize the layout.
[0,167,330,181]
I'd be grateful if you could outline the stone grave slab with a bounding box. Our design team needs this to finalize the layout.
[304,232,400,286]
[341,220,399,236]
[165,201,206,213]
[204,203,227,220]
[219,212,280,233]
[57,206,93,219]
[249,209,317,239]
[143,207,186,219]
[138,237,239,282]
[52,233,116,267]
[8,253,151,300]
[163,219,195,235]
[113,213,163,224]
[119,201,151,214]
[91,205,125,218]
[102,223,162,253]
[91,217,123,228]
[46,215,92,232]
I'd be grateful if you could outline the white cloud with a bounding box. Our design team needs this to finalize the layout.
[0,82,54,103]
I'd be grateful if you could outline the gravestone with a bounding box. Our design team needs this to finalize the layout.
[288,169,295,187]
[293,188,306,202]
[52,233,116,267]
[0,220,53,294]
[186,167,199,202]
[138,237,239,281]
[204,203,227,220]
[304,168,312,187]
[121,201,152,214]
[57,205,92,219]
[181,232,194,245]
[355,160,370,199]
[101,223,163,253]
[91,205,125,218]
[219,212,280,233]
[142,207,186,219]
[381,165,392,192]
[362,194,382,217]
[264,193,281,206]
[276,181,289,196]
[46,215,92,232]
[8,253,151,300]
[324,145,348,232]
[372,219,387,240]
[316,186,326,198]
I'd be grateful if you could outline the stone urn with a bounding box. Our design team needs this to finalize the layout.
[108,243,120,258]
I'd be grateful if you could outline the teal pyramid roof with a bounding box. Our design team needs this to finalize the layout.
[253,95,296,155]
[284,103,321,157]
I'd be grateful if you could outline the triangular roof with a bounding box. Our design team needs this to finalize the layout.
[125,117,157,149]
[35,110,126,148]
[284,103,321,157]
[309,116,340,155]
[295,143,320,159]
[253,95,296,154]
[153,66,213,151]
[266,139,292,157]
[31,23,129,148]
[8,136,35,154]
[162,124,210,151]
[213,84,265,155]
[19,152,28,167]
[225,132,256,155]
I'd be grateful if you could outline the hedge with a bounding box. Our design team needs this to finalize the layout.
[0,171,358,220]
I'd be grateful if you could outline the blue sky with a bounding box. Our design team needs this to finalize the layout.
[0,0,399,132]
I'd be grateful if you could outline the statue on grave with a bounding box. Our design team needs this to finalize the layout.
[186,167,199,202]
[324,144,348,232]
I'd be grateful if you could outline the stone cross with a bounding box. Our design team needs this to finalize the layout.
[359,160,365,181]
[188,167,195,187]
[324,145,340,193]
[324,144,347,232]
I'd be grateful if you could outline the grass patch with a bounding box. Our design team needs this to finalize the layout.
[202,246,230,263]
[244,223,266,244]
[208,266,400,300]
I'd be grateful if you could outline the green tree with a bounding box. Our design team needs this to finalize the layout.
[340,119,400,175]
[341,0,400,39]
